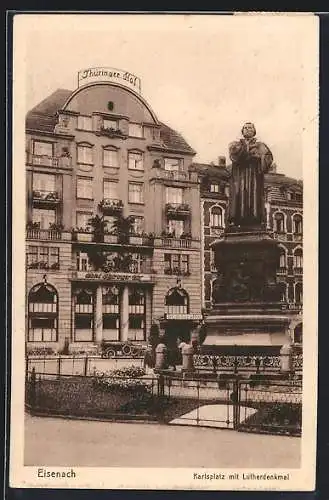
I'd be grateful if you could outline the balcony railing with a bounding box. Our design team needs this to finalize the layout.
[97,127,127,140]
[26,228,72,241]
[293,267,303,275]
[164,268,190,277]
[154,237,199,249]
[32,190,61,204]
[277,267,287,275]
[281,302,303,311]
[99,198,124,214]
[165,203,191,218]
[150,167,198,183]
[26,153,72,168]
[292,233,303,242]
[210,226,225,237]
[272,231,288,241]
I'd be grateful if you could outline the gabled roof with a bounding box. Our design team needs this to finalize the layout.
[26,89,195,154]
[190,162,231,180]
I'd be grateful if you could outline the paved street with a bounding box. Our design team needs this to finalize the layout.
[25,414,300,468]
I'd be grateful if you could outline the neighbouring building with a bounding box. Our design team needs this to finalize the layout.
[191,159,303,346]
[25,68,202,354]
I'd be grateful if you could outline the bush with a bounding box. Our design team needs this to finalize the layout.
[93,366,149,394]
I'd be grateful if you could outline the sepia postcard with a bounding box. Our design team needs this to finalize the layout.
[9,12,318,491]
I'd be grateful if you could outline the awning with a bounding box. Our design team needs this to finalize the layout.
[203,332,288,346]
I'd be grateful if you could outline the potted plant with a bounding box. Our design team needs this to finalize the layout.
[88,215,107,243]
[110,215,135,244]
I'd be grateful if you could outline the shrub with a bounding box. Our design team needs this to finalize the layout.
[93,366,149,394]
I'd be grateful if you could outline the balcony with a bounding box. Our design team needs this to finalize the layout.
[277,267,287,275]
[154,236,199,249]
[292,233,303,243]
[26,153,72,168]
[97,127,127,140]
[210,226,225,237]
[71,260,156,283]
[164,268,191,277]
[150,167,198,184]
[32,190,61,206]
[26,228,71,241]
[165,203,191,219]
[272,231,288,241]
[293,267,303,276]
[99,198,124,215]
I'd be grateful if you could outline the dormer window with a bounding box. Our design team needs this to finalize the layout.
[164,158,182,172]
[77,115,92,131]
[129,123,143,138]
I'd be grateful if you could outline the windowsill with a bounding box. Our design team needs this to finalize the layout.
[103,165,119,169]
[128,201,145,205]
[128,168,144,172]
[128,135,145,140]
[76,128,93,132]
[77,162,94,166]
[76,197,94,201]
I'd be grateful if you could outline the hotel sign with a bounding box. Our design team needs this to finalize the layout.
[72,271,152,282]
[78,67,141,94]
[165,314,203,321]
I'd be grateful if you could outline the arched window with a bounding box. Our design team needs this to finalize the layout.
[210,205,224,229]
[278,246,287,270]
[28,283,58,342]
[293,214,303,234]
[165,287,189,315]
[74,288,93,341]
[295,282,303,304]
[128,287,146,341]
[293,248,303,272]
[294,323,303,344]
[273,212,285,233]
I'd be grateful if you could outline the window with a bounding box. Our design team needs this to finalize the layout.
[103,180,118,199]
[33,173,56,192]
[128,152,143,171]
[164,158,182,172]
[28,283,58,342]
[32,208,56,229]
[77,145,93,165]
[33,141,53,157]
[103,118,117,130]
[132,216,144,234]
[76,251,91,271]
[128,287,145,341]
[273,212,285,233]
[164,254,189,275]
[294,323,302,344]
[279,248,287,269]
[210,248,216,271]
[76,212,92,229]
[77,115,92,131]
[165,287,189,315]
[167,219,184,237]
[293,214,303,234]
[129,123,143,138]
[210,206,224,228]
[210,184,220,193]
[74,288,93,341]
[102,286,119,341]
[278,283,287,302]
[103,148,118,168]
[128,183,144,204]
[293,248,303,270]
[77,177,93,199]
[27,246,60,270]
[166,187,183,204]
[295,283,303,304]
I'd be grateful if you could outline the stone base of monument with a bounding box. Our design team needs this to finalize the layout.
[208,228,293,350]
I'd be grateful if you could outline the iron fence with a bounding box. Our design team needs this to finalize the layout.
[25,366,302,436]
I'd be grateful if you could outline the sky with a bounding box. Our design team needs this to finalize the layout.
[19,14,318,180]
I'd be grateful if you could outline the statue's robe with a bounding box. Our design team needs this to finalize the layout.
[228,138,273,226]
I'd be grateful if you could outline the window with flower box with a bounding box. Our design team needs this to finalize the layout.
[76,212,93,230]
[32,208,56,229]
[27,246,60,270]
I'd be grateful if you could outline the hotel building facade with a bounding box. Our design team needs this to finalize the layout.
[25,69,202,353]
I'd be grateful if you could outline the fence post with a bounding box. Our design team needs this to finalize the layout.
[57,356,61,380]
[84,355,89,376]
[30,367,36,409]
